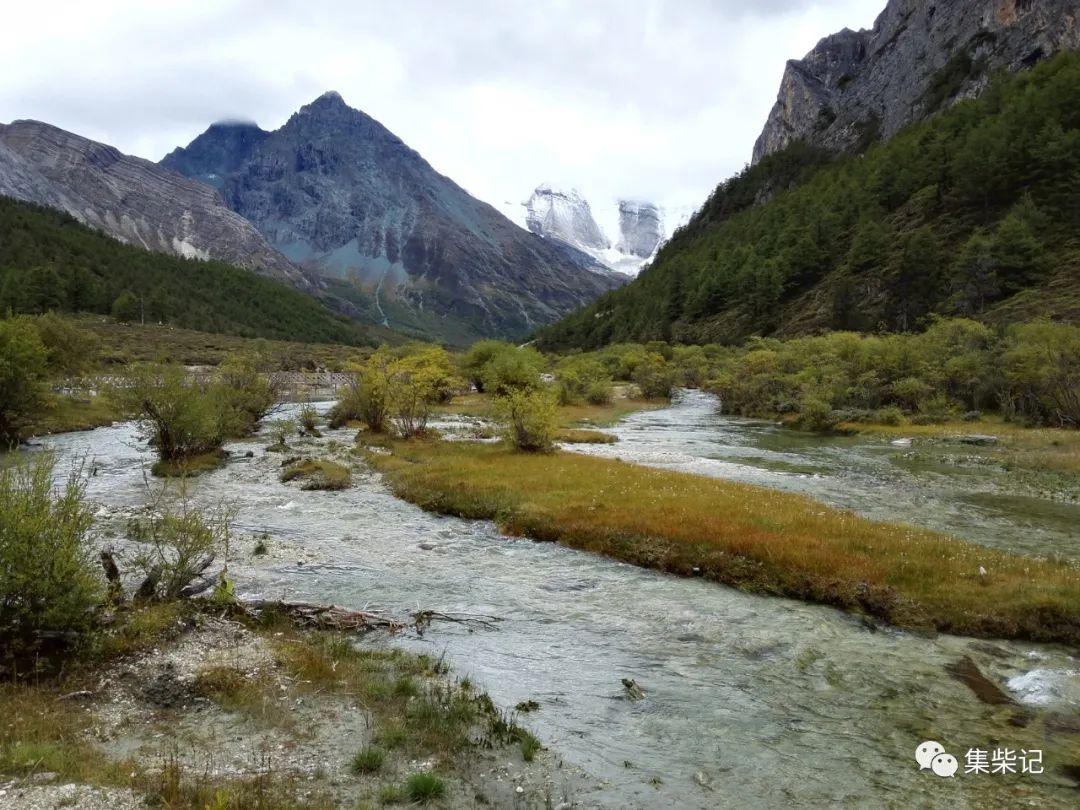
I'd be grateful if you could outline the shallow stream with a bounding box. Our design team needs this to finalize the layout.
[36,396,1080,808]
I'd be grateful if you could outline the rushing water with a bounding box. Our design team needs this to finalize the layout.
[34,399,1080,808]
[569,390,1080,560]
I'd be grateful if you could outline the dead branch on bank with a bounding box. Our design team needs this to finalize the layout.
[233,600,503,635]
[101,550,503,636]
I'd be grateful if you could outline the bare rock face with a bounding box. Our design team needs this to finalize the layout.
[753,0,1080,163]
[164,92,619,339]
[0,120,306,287]
[615,199,664,259]
[525,185,610,252]
[160,121,268,191]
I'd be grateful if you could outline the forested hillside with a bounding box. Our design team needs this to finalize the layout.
[0,197,372,345]
[538,53,1080,349]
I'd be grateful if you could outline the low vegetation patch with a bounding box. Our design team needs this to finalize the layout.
[556,428,617,444]
[272,633,535,770]
[365,439,1080,644]
[280,459,352,491]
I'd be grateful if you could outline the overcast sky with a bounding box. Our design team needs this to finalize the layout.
[3,0,882,231]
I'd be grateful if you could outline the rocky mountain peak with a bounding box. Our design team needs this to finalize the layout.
[752,0,1080,164]
[525,185,610,252]
[160,120,268,189]
[161,99,617,340]
[615,200,663,259]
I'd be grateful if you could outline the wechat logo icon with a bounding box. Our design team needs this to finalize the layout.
[916,741,958,777]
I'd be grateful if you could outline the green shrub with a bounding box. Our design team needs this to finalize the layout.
[999,319,1080,427]
[32,313,100,376]
[297,404,319,434]
[554,357,612,405]
[874,405,904,426]
[119,364,224,463]
[478,345,545,396]
[330,350,400,432]
[126,494,234,601]
[395,345,460,404]
[794,395,840,432]
[498,390,557,452]
[889,377,934,412]
[118,355,276,467]
[633,353,677,399]
[213,354,276,437]
[0,316,48,444]
[110,290,139,323]
[267,419,294,448]
[386,349,460,439]
[0,453,102,667]
[461,339,511,391]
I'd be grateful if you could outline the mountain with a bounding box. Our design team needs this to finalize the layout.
[0,196,372,345]
[538,49,1080,349]
[754,0,1080,163]
[520,185,674,276]
[0,120,307,289]
[524,185,609,252]
[615,200,665,259]
[160,121,268,191]
[162,93,619,343]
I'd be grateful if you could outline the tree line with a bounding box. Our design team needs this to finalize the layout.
[539,52,1080,349]
[0,197,371,345]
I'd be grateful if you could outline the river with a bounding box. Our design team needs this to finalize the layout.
[36,394,1080,808]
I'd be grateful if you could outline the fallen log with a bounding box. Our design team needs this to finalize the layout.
[235,600,407,632]
[232,600,503,635]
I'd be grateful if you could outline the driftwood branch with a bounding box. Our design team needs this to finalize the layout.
[233,601,503,635]
[236,600,406,632]
[100,545,502,636]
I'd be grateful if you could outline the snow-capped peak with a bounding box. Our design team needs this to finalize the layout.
[525,184,609,252]
[522,184,678,276]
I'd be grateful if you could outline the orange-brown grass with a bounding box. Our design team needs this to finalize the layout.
[366,439,1080,644]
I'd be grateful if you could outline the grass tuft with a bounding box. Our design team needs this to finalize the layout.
[349,746,386,775]
[280,459,351,491]
[405,772,446,802]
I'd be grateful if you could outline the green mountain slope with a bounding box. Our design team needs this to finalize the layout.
[538,53,1080,349]
[0,197,373,345]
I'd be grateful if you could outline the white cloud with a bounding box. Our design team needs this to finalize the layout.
[0,0,883,217]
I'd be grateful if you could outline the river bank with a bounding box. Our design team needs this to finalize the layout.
[1,600,594,810]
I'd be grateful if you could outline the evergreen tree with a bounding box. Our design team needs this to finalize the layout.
[890,227,942,332]
[950,231,999,315]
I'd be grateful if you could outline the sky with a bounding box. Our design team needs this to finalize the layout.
[2,0,883,233]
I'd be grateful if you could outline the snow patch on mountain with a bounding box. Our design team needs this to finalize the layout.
[521,184,688,276]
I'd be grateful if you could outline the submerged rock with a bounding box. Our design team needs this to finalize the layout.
[944,656,1016,706]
